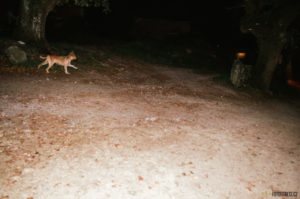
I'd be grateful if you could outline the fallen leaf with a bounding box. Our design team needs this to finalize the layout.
[246,182,255,192]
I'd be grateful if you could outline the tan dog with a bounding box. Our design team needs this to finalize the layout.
[38,51,77,74]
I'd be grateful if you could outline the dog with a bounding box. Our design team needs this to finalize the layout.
[38,51,77,74]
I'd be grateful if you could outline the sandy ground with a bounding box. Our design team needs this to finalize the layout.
[0,56,299,199]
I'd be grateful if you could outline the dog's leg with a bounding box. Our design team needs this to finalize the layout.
[38,60,48,69]
[45,63,54,73]
[64,65,70,75]
[68,64,78,69]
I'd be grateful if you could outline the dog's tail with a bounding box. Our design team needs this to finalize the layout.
[40,55,47,59]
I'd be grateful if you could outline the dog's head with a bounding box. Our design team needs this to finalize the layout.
[69,51,77,60]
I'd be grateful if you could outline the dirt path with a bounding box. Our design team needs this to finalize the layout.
[0,57,299,199]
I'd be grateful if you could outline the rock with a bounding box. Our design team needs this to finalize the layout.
[22,168,34,174]
[5,45,27,64]
[230,59,252,88]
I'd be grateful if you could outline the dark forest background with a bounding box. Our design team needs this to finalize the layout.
[1,0,300,93]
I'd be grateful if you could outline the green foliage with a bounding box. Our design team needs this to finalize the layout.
[59,0,110,13]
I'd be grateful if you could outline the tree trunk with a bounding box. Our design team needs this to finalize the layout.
[14,0,59,51]
[254,39,285,91]
[240,0,300,91]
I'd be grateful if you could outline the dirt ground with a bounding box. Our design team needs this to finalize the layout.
[0,55,299,199]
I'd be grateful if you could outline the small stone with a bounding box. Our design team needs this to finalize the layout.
[22,168,34,174]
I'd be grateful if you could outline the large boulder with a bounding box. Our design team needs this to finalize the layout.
[230,59,252,88]
[5,45,27,64]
